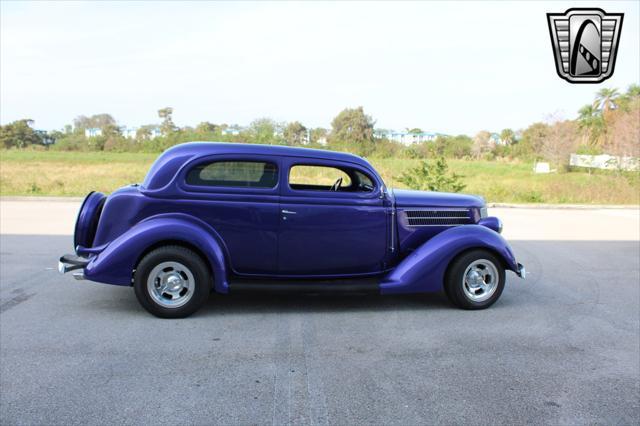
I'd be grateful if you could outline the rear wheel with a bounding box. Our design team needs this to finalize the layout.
[444,249,505,309]
[134,246,211,318]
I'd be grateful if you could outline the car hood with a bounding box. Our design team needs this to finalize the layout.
[391,188,485,208]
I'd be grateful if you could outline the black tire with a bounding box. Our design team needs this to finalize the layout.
[134,246,211,318]
[444,249,505,310]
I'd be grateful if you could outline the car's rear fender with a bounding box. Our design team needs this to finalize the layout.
[74,191,107,249]
[84,213,230,293]
[380,225,518,294]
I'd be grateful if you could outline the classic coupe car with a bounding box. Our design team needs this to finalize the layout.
[59,142,525,317]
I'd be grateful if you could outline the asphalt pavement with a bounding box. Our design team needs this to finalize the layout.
[0,204,639,425]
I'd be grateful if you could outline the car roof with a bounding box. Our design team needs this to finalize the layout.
[142,142,376,191]
[167,142,369,165]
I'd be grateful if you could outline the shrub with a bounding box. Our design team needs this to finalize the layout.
[397,156,466,192]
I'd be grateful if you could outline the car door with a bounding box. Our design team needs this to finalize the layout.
[277,158,389,276]
[179,154,281,275]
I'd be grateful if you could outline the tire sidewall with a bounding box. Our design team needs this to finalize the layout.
[134,247,210,318]
[447,250,505,309]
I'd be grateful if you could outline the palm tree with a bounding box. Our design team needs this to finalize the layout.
[577,104,604,146]
[626,84,640,98]
[617,84,640,111]
[499,128,515,145]
[593,88,620,113]
[578,105,599,126]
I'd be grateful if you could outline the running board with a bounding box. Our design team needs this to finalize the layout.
[229,278,380,294]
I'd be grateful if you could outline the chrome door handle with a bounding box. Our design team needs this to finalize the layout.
[281,210,297,215]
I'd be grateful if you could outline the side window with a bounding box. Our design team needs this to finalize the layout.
[186,161,278,188]
[289,165,374,192]
[354,170,374,192]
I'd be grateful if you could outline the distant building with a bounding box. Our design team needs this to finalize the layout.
[149,127,162,138]
[302,129,311,145]
[374,129,442,145]
[84,128,102,138]
[222,128,241,136]
[488,133,502,145]
[121,127,138,139]
[139,126,163,139]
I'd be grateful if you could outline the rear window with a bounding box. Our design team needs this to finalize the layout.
[186,161,278,188]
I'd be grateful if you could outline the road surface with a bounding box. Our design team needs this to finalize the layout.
[1,201,638,425]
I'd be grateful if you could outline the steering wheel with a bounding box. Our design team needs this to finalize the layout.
[330,177,343,192]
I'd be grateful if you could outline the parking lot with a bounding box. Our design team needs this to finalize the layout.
[1,202,639,425]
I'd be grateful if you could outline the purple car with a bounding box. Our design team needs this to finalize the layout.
[59,142,525,318]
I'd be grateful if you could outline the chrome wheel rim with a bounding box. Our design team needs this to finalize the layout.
[462,259,499,302]
[147,261,195,308]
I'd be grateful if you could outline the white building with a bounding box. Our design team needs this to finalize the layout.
[149,127,162,138]
[222,128,241,136]
[134,126,163,139]
[84,128,102,138]
[374,130,441,145]
[488,133,503,145]
[121,127,138,139]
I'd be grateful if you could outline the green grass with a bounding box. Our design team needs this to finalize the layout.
[1,150,638,204]
[0,150,158,163]
[0,150,156,196]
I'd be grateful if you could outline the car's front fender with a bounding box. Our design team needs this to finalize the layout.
[84,213,230,293]
[380,225,518,294]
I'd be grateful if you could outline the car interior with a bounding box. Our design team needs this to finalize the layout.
[186,161,278,188]
[288,165,374,193]
[185,161,374,193]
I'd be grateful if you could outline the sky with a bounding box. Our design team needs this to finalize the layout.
[1,1,639,135]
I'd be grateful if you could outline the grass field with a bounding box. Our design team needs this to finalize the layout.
[1,150,638,204]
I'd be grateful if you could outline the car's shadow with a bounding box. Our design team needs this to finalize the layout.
[195,291,453,317]
[98,288,453,317]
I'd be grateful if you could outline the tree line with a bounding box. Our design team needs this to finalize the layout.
[1,84,638,169]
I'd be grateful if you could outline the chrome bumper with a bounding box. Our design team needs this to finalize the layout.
[58,254,89,280]
[516,263,526,279]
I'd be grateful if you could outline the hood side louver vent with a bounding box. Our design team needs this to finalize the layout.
[405,209,472,226]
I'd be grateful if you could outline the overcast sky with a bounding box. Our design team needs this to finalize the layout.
[1,1,638,135]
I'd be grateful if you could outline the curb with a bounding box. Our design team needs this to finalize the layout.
[487,203,639,210]
[1,196,85,202]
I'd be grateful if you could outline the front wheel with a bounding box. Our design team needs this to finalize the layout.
[444,249,505,310]
[134,246,211,318]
